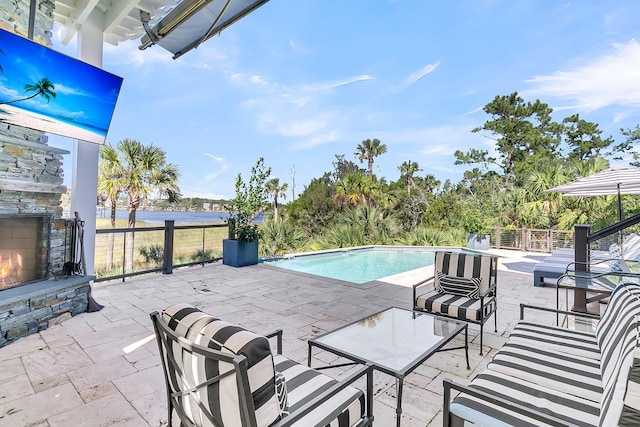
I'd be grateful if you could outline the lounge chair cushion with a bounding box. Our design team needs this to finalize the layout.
[508,321,600,360]
[162,303,281,427]
[486,340,602,402]
[450,370,600,427]
[595,283,640,426]
[274,355,365,426]
[415,288,495,322]
[436,271,481,299]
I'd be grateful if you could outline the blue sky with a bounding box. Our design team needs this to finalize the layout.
[0,29,122,138]
[48,0,640,201]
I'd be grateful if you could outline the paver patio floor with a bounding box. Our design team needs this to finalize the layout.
[0,249,576,426]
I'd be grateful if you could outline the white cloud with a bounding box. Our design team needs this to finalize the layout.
[200,153,229,183]
[523,39,640,112]
[204,153,224,161]
[404,61,441,87]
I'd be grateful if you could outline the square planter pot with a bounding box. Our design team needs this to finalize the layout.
[223,239,259,267]
[466,233,490,250]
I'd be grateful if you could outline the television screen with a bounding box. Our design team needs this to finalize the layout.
[0,29,123,145]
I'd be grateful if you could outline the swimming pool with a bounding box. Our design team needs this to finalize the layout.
[262,247,472,284]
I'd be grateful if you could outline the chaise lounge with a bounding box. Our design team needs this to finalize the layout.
[443,281,640,426]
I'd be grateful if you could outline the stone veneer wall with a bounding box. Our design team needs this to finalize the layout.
[0,0,93,348]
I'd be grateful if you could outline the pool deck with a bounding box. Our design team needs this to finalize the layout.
[0,248,576,426]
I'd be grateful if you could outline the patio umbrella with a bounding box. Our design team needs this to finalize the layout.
[545,166,640,221]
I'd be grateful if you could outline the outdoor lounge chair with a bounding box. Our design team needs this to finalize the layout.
[413,251,498,355]
[151,303,374,427]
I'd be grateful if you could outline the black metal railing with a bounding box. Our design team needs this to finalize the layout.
[94,220,228,282]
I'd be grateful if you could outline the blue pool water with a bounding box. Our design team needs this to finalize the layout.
[263,247,451,284]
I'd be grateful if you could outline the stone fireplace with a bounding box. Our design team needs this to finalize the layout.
[0,0,96,348]
[0,125,93,348]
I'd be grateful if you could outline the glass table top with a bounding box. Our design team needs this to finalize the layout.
[310,307,465,373]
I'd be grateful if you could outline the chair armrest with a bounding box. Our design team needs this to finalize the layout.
[412,275,435,306]
[519,303,600,321]
[272,364,374,427]
[264,329,283,355]
[443,378,579,427]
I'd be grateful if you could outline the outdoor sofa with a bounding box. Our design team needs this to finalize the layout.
[443,281,640,426]
[151,303,373,427]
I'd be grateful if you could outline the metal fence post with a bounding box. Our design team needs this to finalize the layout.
[163,220,175,274]
[573,224,590,312]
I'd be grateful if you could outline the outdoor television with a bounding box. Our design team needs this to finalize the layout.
[0,29,123,145]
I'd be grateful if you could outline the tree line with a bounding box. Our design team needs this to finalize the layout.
[97,92,640,257]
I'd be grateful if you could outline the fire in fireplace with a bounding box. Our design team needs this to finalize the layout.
[0,215,48,289]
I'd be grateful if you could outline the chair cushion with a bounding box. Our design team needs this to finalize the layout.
[436,271,481,299]
[619,348,640,426]
[450,370,600,427]
[415,288,495,322]
[434,251,495,296]
[596,283,640,426]
[162,303,281,427]
[509,321,600,360]
[274,355,365,426]
[486,340,602,403]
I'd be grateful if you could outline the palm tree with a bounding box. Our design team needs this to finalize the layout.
[398,160,422,194]
[0,77,56,105]
[97,144,125,270]
[265,178,288,222]
[354,138,387,176]
[113,139,181,272]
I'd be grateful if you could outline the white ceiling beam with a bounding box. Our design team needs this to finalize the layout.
[60,0,101,45]
[104,0,139,35]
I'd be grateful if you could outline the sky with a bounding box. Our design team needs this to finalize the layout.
[47,0,640,201]
[0,29,122,140]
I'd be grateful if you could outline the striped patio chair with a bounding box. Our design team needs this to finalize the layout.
[151,303,373,427]
[413,251,498,354]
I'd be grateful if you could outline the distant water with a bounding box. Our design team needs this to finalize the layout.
[97,209,265,224]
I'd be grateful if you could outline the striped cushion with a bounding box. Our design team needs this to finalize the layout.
[162,303,281,427]
[451,370,600,427]
[436,271,481,299]
[509,321,600,360]
[596,283,640,426]
[487,341,602,403]
[619,348,640,425]
[274,355,365,426]
[415,288,495,322]
[434,251,495,296]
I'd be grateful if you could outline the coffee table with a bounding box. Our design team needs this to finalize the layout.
[308,307,469,426]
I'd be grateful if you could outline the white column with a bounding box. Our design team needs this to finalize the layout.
[70,12,104,276]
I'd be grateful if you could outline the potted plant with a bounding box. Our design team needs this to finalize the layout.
[223,158,271,267]
[462,211,491,250]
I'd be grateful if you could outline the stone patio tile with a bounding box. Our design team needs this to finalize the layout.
[112,365,164,403]
[78,381,120,404]
[0,383,83,426]
[82,332,154,363]
[0,333,47,362]
[73,321,148,349]
[39,320,94,345]
[31,372,70,393]
[0,356,24,381]
[130,387,167,426]
[0,373,33,404]
[66,356,137,392]
[22,342,93,383]
[47,392,147,427]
